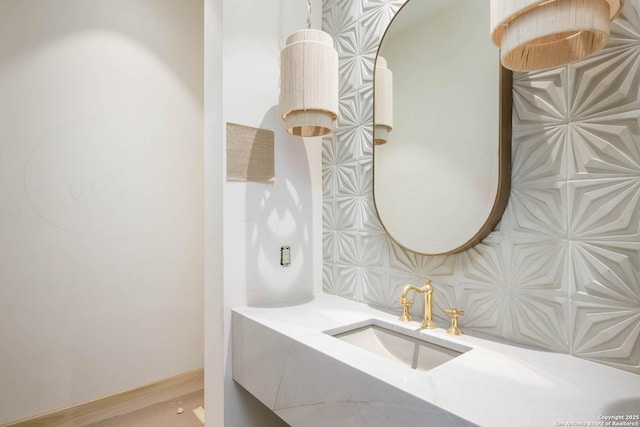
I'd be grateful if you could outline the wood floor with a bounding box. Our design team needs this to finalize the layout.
[2,370,205,427]
[91,389,204,427]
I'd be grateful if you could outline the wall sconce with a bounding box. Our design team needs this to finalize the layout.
[490,0,624,71]
[280,0,339,137]
[374,56,393,145]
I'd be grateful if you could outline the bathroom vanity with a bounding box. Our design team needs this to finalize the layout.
[233,294,640,427]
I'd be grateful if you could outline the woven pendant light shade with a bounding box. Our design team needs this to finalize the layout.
[374,57,393,145]
[280,29,339,137]
[491,0,624,71]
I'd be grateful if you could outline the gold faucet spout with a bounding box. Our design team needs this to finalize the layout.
[398,279,436,329]
[400,284,425,299]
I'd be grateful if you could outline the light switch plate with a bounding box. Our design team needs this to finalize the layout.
[281,246,291,266]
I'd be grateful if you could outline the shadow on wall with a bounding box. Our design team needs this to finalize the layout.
[244,105,316,306]
[0,0,202,104]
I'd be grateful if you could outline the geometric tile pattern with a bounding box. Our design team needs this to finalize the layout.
[323,0,640,374]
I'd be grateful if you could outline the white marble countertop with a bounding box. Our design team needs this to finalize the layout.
[233,294,640,427]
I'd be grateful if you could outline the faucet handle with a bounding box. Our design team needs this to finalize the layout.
[445,308,464,335]
[398,297,413,322]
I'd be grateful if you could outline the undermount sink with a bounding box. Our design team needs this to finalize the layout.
[327,320,470,371]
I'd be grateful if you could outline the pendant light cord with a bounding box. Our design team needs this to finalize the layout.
[307,0,312,29]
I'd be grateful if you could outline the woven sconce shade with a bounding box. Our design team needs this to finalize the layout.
[374,56,393,145]
[490,0,624,71]
[280,29,339,137]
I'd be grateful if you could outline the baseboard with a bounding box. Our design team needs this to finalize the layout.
[1,368,204,427]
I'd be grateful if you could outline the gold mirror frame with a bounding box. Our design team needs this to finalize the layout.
[372,0,513,256]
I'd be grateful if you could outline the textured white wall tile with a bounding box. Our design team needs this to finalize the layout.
[509,240,568,291]
[570,241,640,300]
[507,184,568,238]
[571,294,640,372]
[388,245,456,276]
[323,0,640,374]
[360,231,391,265]
[512,68,569,124]
[568,178,640,240]
[511,127,567,183]
[567,50,640,120]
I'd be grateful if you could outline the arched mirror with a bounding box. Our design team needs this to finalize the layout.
[373,0,512,255]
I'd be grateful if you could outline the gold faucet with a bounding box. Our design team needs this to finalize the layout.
[445,308,464,335]
[398,279,436,329]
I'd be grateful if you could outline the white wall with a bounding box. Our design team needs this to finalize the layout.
[0,1,204,423]
[204,0,225,425]
[221,0,323,425]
